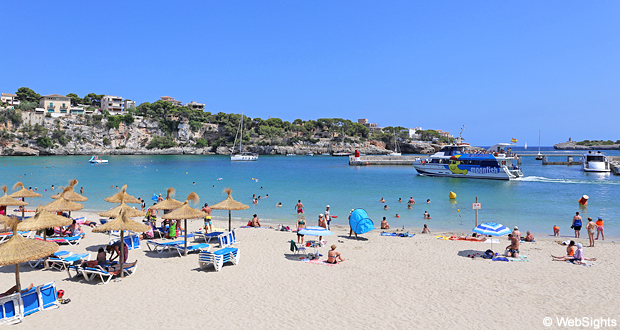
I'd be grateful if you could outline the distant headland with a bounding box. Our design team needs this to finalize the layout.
[554,139,620,150]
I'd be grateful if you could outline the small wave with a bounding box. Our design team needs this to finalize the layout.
[517,176,620,185]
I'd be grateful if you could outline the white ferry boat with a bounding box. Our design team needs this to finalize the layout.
[582,151,610,172]
[412,143,523,180]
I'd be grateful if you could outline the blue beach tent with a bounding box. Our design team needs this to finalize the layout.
[151,193,158,202]
[349,209,375,235]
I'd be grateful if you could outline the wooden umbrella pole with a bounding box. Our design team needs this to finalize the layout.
[21,198,25,220]
[184,219,188,256]
[228,210,231,232]
[15,264,21,292]
[120,230,125,278]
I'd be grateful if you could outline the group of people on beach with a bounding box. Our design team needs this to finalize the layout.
[569,212,604,247]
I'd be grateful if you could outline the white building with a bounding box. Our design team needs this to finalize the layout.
[185,101,205,110]
[161,96,182,106]
[101,95,124,114]
[1,93,20,108]
[408,127,422,139]
[39,94,71,115]
[124,100,135,110]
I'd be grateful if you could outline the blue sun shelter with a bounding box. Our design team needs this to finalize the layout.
[349,209,375,235]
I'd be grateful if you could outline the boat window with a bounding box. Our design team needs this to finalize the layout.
[587,156,605,162]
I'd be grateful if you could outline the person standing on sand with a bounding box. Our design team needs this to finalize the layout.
[201,203,213,233]
[505,234,520,258]
[572,211,582,238]
[348,209,358,239]
[324,205,331,230]
[318,214,327,241]
[596,217,604,240]
[296,216,306,244]
[295,200,305,214]
[586,217,596,247]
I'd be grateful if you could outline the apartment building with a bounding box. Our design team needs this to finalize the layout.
[185,101,205,110]
[161,96,182,106]
[1,93,20,107]
[38,94,71,114]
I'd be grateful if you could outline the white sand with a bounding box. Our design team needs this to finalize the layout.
[2,210,618,329]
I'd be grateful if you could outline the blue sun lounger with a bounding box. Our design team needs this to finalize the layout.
[198,247,240,272]
[146,240,184,253]
[45,253,90,271]
[174,243,210,257]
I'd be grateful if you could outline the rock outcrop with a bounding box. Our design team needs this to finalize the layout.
[554,141,620,150]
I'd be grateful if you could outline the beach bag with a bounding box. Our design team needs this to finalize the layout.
[482,249,494,259]
[247,220,253,226]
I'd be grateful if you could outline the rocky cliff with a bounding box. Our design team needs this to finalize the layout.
[554,141,620,150]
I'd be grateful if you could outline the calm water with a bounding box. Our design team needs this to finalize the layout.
[1,147,618,237]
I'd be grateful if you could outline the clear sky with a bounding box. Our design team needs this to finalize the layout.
[3,1,619,145]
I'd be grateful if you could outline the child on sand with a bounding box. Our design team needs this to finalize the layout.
[553,225,560,236]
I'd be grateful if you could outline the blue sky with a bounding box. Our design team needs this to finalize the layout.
[3,1,619,145]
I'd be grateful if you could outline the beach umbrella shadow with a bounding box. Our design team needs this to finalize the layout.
[457,249,487,259]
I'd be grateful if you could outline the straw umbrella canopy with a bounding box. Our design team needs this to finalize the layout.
[99,203,145,218]
[42,187,84,213]
[92,209,149,278]
[149,188,184,211]
[51,179,87,202]
[211,188,249,231]
[0,185,28,213]
[9,182,42,220]
[104,184,140,204]
[17,205,73,241]
[161,193,206,256]
[0,218,59,291]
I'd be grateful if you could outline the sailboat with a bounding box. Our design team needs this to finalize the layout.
[230,113,258,161]
[388,130,401,156]
[524,142,527,149]
[535,130,543,160]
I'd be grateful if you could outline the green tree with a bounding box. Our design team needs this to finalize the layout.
[36,137,53,148]
[15,101,36,111]
[0,108,23,126]
[260,125,282,145]
[16,87,41,103]
[66,93,81,106]
[195,138,208,148]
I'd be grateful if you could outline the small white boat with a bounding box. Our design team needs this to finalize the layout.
[286,154,296,156]
[306,153,314,157]
[321,153,330,156]
[582,151,610,172]
[387,152,402,156]
[89,156,108,164]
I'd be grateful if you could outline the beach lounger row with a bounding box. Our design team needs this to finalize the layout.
[45,253,91,271]
[0,282,59,325]
[0,231,34,243]
[198,247,240,272]
[28,250,73,269]
[193,231,224,243]
[146,239,185,253]
[33,234,83,245]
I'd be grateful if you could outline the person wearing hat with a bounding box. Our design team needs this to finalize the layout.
[552,243,596,264]
[318,214,327,241]
[596,216,604,241]
[512,226,521,240]
[324,205,331,230]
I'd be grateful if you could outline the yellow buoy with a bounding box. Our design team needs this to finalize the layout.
[457,209,460,212]
[449,191,457,199]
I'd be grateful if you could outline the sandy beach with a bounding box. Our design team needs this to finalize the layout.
[2,210,618,329]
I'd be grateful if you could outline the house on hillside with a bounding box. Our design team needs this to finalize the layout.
[1,93,20,108]
[185,101,205,110]
[37,94,71,116]
[161,96,182,106]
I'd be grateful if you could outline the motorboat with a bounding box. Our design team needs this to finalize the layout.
[412,142,523,180]
[89,156,108,164]
[582,151,610,172]
[306,153,314,157]
[230,112,258,161]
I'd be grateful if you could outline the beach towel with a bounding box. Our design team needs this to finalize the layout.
[302,259,339,266]
[492,257,509,262]
[567,260,595,267]
[507,255,530,262]
[381,232,414,237]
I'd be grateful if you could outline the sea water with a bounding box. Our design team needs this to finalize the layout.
[1,147,618,238]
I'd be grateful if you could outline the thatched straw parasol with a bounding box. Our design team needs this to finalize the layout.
[149,188,184,211]
[162,192,206,256]
[17,205,73,241]
[51,179,87,202]
[0,185,28,210]
[211,188,249,231]
[42,187,84,213]
[99,203,145,218]
[93,209,149,278]
[10,182,43,221]
[104,184,140,204]
[0,218,59,291]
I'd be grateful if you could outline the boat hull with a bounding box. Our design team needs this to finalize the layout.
[412,164,520,180]
[231,154,258,161]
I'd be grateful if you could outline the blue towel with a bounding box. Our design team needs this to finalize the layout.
[492,257,509,262]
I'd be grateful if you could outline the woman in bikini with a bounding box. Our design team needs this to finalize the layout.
[327,244,345,264]
[296,216,306,244]
[596,217,604,241]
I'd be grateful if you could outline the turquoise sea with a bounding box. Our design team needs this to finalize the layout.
[1,147,619,238]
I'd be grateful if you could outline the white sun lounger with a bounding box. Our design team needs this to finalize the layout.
[198,247,240,272]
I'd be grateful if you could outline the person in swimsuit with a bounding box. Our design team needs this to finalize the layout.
[324,205,331,230]
[552,243,596,263]
[381,217,390,229]
[296,216,306,244]
[318,214,327,241]
[596,217,604,240]
[421,224,430,234]
[295,200,304,214]
[348,209,358,239]
[512,226,521,240]
[327,244,344,264]
[553,225,560,236]
[276,202,282,207]
[251,214,261,227]
[552,240,575,259]
[586,217,597,247]
[0,283,33,297]
[505,234,520,258]
[398,198,402,203]
[523,231,534,242]
[572,211,582,238]
[379,197,385,204]
[383,205,389,210]
[201,203,213,233]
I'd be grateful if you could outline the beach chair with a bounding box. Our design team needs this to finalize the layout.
[37,282,59,311]
[81,267,115,284]
[56,234,84,246]
[0,232,11,244]
[0,293,22,325]
[146,240,184,253]
[20,287,40,317]
[45,253,90,271]
[29,250,72,269]
[289,240,307,254]
[198,247,240,272]
[217,233,230,247]
[230,228,240,244]
[174,243,210,257]
[193,231,224,243]
[110,234,141,250]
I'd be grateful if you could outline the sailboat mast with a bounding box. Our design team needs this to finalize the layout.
[538,130,541,154]
[239,113,244,153]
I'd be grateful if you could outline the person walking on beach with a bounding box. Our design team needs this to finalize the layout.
[324,205,331,230]
[296,216,306,244]
[505,234,520,258]
[295,200,305,214]
[201,203,213,233]
[596,217,605,240]
[572,212,582,238]
[586,217,597,247]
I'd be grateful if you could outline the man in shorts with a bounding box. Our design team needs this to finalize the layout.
[324,205,331,230]
[201,203,212,233]
[295,200,305,214]
[505,234,520,258]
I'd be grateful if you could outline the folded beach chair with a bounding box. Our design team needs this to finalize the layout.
[0,293,22,325]
[28,250,72,269]
[198,247,240,272]
[289,240,307,254]
[37,282,59,311]
[146,239,184,253]
[45,253,90,271]
[20,287,40,317]
[174,243,210,257]
[217,233,231,247]
[230,228,240,244]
